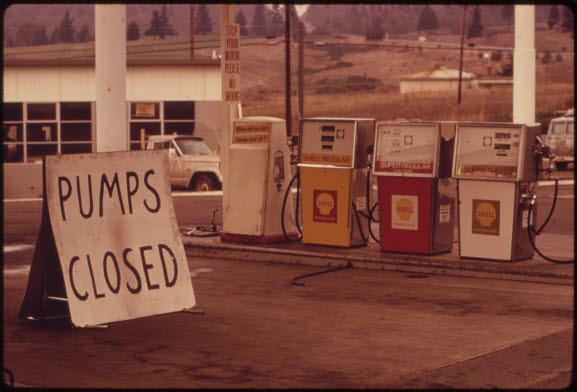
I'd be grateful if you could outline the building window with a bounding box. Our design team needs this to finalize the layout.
[2,102,94,163]
[129,101,195,150]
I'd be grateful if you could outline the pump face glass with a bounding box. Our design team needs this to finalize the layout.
[454,125,521,179]
[373,123,438,177]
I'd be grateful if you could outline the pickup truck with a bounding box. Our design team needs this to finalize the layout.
[146,135,223,191]
[545,109,574,170]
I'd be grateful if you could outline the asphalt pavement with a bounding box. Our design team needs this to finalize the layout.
[2,174,574,388]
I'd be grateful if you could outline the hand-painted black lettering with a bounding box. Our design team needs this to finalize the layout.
[76,175,94,219]
[99,173,126,217]
[158,244,178,287]
[123,248,142,294]
[126,171,139,215]
[143,170,161,213]
[69,256,88,301]
[58,176,72,221]
[139,245,160,290]
[86,254,105,299]
[103,251,121,294]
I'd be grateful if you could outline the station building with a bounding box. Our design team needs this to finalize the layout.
[3,42,229,197]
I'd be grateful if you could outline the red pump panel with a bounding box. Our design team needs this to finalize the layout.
[377,176,433,254]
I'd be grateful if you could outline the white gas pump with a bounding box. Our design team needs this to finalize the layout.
[453,122,542,261]
[221,117,298,243]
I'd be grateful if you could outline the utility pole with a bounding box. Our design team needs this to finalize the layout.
[457,5,467,105]
[298,22,304,121]
[285,4,292,138]
[190,5,195,59]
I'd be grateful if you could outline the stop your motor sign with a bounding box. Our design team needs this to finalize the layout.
[30,150,196,327]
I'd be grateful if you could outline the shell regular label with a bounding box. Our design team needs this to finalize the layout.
[391,195,418,231]
[472,199,500,236]
[313,190,337,223]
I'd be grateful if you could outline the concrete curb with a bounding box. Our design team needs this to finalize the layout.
[183,239,574,286]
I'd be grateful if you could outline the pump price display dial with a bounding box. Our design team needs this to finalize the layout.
[373,123,438,176]
[454,125,521,179]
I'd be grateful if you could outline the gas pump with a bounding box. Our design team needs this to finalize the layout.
[297,118,375,247]
[372,121,456,254]
[453,122,542,261]
[221,117,298,243]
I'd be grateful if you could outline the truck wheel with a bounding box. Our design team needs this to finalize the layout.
[555,161,569,171]
[191,174,216,192]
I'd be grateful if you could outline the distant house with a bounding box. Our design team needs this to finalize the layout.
[400,65,476,94]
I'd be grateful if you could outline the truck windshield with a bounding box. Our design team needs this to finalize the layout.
[174,139,214,156]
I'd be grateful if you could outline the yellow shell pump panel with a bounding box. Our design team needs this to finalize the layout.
[298,118,375,247]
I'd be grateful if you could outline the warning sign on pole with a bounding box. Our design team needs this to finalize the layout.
[221,23,241,102]
[19,150,196,327]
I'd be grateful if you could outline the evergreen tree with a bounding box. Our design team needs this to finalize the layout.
[252,4,267,36]
[290,5,299,39]
[417,5,439,31]
[548,6,560,29]
[58,10,76,43]
[77,24,90,42]
[561,6,573,33]
[502,5,513,25]
[467,6,484,38]
[269,4,284,37]
[235,10,248,36]
[145,10,161,38]
[127,22,140,41]
[195,4,212,35]
[366,16,384,40]
[159,5,176,38]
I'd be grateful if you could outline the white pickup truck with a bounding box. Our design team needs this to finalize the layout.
[545,109,574,170]
[146,135,223,191]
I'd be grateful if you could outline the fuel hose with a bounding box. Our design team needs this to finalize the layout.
[527,178,573,264]
[290,262,352,286]
[281,171,302,242]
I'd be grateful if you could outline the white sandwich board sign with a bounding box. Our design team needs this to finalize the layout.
[19,150,196,327]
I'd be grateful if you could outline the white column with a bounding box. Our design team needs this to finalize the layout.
[513,5,535,124]
[95,4,128,152]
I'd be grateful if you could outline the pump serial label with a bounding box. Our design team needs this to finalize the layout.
[233,122,271,144]
[301,153,352,166]
[313,190,338,223]
[472,199,500,236]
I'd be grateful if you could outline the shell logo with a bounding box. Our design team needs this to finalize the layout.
[395,198,414,221]
[316,192,335,216]
[475,202,497,227]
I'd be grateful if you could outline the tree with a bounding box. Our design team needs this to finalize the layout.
[58,10,76,43]
[77,24,90,42]
[561,6,573,33]
[145,10,161,38]
[127,22,140,41]
[502,5,513,25]
[235,10,248,36]
[366,16,384,40]
[467,6,484,38]
[195,4,212,35]
[417,5,438,31]
[548,5,560,29]
[159,5,176,38]
[290,5,299,39]
[252,4,267,36]
[269,4,284,37]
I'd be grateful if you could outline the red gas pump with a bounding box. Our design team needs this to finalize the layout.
[372,121,456,254]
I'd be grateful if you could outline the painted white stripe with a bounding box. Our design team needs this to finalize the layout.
[189,268,214,277]
[4,265,31,276]
[4,244,35,253]
[538,179,574,187]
